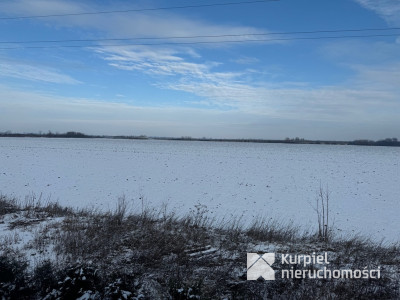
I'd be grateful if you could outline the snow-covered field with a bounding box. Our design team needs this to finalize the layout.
[0,137,399,242]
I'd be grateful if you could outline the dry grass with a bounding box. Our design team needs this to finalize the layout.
[0,195,399,299]
[246,216,304,243]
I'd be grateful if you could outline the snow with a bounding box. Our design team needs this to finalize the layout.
[0,137,399,242]
[0,211,64,268]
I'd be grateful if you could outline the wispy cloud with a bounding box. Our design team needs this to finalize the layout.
[96,43,400,122]
[319,39,400,94]
[0,0,86,17]
[354,0,400,25]
[350,62,400,91]
[0,0,271,43]
[166,80,399,121]
[0,61,81,84]
[97,46,214,76]
[96,45,257,105]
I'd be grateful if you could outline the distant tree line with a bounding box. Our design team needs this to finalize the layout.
[0,131,91,138]
[0,131,399,146]
[0,131,149,140]
[350,138,399,146]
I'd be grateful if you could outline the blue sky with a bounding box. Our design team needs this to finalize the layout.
[0,0,399,139]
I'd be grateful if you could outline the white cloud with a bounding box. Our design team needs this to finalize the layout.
[95,44,400,123]
[98,46,214,76]
[166,80,399,121]
[0,0,84,16]
[350,63,400,91]
[0,84,248,137]
[1,84,399,140]
[354,0,400,25]
[0,0,271,43]
[319,40,400,93]
[0,61,81,84]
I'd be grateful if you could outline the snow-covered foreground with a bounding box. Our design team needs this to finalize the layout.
[0,137,399,242]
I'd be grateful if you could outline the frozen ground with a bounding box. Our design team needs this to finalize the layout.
[0,137,399,242]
